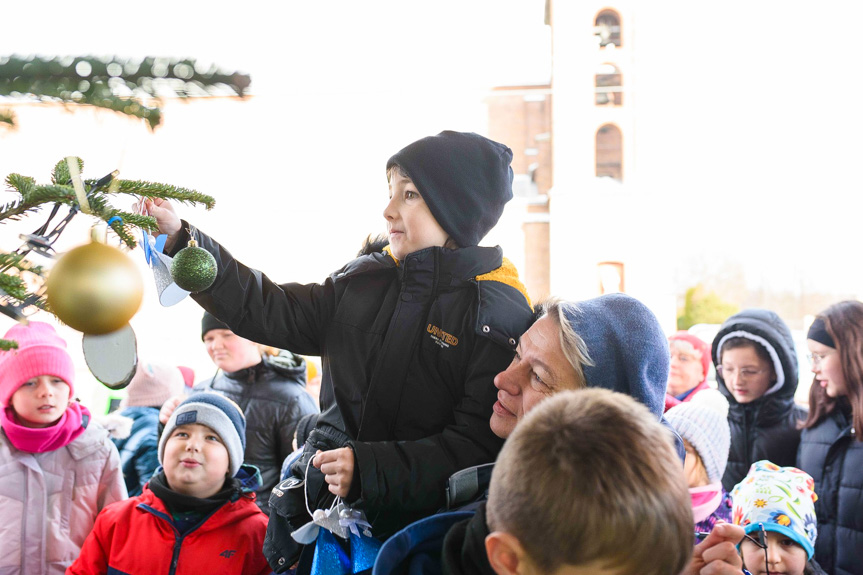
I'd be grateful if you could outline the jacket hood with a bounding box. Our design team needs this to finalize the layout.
[264,351,307,381]
[712,308,799,404]
[221,350,307,386]
[563,294,669,418]
[235,463,263,494]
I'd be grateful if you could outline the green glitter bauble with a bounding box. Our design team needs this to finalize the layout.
[171,241,217,292]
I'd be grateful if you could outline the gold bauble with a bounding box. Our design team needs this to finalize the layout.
[46,240,144,335]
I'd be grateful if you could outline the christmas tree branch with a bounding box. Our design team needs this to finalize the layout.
[1,55,251,130]
[113,179,215,209]
[0,184,76,222]
[0,253,45,275]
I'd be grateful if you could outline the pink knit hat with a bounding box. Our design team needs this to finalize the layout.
[121,361,186,408]
[0,322,75,407]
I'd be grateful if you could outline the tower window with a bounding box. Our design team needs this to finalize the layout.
[595,124,622,181]
[595,63,622,106]
[594,10,622,48]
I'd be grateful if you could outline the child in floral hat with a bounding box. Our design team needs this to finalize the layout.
[731,460,826,575]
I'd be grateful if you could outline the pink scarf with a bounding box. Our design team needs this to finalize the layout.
[1,402,90,453]
[690,482,723,524]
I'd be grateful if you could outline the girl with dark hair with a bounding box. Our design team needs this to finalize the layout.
[798,300,863,575]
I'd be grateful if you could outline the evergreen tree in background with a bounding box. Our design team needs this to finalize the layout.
[1,54,250,129]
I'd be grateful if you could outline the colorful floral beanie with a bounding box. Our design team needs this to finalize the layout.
[731,460,818,559]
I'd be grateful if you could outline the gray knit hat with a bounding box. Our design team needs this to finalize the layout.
[665,389,730,484]
[158,392,246,477]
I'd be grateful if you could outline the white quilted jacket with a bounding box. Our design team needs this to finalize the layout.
[0,421,127,574]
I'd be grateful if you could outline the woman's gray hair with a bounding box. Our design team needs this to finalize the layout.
[535,297,593,389]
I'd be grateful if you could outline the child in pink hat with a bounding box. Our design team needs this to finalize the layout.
[0,321,126,574]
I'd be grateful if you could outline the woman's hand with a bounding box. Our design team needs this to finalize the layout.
[313,447,355,498]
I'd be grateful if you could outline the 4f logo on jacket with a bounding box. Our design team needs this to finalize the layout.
[220,550,237,558]
[427,324,459,348]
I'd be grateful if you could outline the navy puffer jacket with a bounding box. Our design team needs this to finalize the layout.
[712,309,806,491]
[798,401,863,575]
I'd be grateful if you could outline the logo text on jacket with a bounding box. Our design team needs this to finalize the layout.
[427,324,459,348]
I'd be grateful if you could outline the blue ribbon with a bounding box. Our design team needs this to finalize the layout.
[141,230,168,265]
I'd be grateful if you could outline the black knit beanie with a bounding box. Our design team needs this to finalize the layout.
[386,131,514,248]
[201,311,230,340]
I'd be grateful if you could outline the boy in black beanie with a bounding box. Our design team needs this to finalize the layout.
[144,130,534,571]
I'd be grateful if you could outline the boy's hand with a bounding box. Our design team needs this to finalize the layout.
[313,447,355,498]
[685,522,745,575]
[136,197,182,251]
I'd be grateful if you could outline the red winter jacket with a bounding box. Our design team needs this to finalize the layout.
[66,485,270,575]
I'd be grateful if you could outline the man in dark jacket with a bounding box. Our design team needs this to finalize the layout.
[198,312,319,514]
[711,309,807,491]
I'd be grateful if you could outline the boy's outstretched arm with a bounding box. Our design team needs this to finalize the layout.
[683,522,744,575]
[161,224,335,356]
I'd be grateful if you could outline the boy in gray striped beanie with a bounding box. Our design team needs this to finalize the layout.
[159,392,247,479]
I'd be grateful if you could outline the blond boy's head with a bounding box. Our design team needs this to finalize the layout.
[485,389,692,575]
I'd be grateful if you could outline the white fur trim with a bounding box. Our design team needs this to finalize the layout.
[716,330,784,395]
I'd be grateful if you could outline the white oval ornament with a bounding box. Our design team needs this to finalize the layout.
[82,323,138,390]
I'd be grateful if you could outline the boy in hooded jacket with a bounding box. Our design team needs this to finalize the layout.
[142,130,535,570]
[68,393,271,575]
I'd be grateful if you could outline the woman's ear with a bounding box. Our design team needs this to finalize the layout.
[485,531,526,575]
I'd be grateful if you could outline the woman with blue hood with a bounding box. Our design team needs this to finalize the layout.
[711,309,806,492]
[371,294,746,575]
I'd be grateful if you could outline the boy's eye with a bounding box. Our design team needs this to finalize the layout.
[206,435,221,442]
[405,190,419,200]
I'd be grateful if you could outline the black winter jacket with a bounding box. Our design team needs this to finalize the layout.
[194,351,319,514]
[798,401,863,575]
[170,226,533,562]
[712,309,806,491]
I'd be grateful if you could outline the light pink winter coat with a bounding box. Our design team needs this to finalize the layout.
[0,421,127,575]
